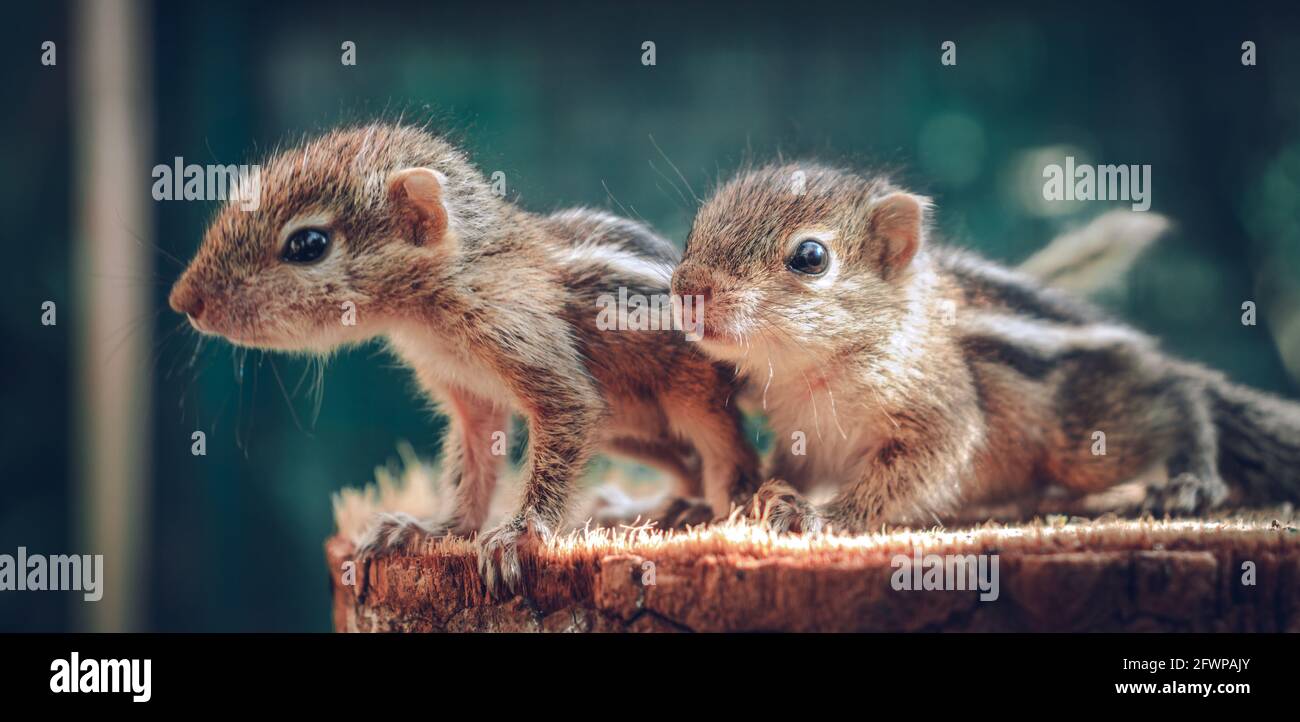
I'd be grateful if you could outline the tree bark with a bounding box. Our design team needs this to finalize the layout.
[326,519,1300,632]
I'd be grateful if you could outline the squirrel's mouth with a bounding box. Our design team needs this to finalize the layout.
[188,310,375,353]
[688,324,751,356]
[183,309,277,349]
[699,325,741,344]
[700,305,757,347]
[187,318,264,348]
[685,305,751,348]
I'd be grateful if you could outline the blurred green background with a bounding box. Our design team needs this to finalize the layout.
[3,0,1299,631]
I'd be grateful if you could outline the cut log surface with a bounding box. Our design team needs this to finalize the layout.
[327,515,1300,632]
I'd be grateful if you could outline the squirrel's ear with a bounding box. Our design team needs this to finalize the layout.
[387,168,449,245]
[868,192,929,279]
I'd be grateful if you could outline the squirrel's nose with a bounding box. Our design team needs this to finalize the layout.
[672,265,714,303]
[169,281,205,320]
[672,266,715,331]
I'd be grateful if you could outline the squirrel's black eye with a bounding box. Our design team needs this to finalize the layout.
[282,228,329,264]
[787,239,828,276]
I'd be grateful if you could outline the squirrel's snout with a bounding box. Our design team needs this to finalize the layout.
[169,279,205,321]
[672,266,717,333]
[675,282,713,304]
[671,264,713,302]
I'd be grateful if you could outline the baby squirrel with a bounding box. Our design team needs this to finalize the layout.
[672,164,1300,532]
[168,123,760,593]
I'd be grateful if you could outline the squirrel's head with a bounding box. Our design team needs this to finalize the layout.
[169,123,498,352]
[673,164,931,369]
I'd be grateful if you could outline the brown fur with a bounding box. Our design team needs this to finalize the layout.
[169,123,760,595]
[674,163,1300,533]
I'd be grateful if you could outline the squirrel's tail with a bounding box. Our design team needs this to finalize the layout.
[1018,210,1169,295]
[1210,380,1300,503]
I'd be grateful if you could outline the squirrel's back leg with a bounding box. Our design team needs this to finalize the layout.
[1042,347,1228,514]
[605,436,701,496]
[662,361,762,519]
[594,436,713,528]
[1143,380,1229,514]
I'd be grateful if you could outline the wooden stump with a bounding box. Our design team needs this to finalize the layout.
[326,518,1300,632]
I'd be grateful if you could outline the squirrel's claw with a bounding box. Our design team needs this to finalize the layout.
[351,511,450,601]
[750,479,824,534]
[651,496,716,529]
[354,512,448,566]
[1141,472,1229,517]
[476,513,550,598]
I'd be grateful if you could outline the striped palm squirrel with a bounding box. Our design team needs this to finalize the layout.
[672,164,1300,532]
[168,123,761,594]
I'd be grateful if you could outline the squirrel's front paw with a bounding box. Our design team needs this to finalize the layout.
[354,511,449,565]
[1142,472,1229,516]
[750,479,823,534]
[589,489,714,530]
[651,496,716,529]
[351,512,450,600]
[477,513,551,598]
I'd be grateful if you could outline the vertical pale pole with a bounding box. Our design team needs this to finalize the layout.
[73,0,154,632]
